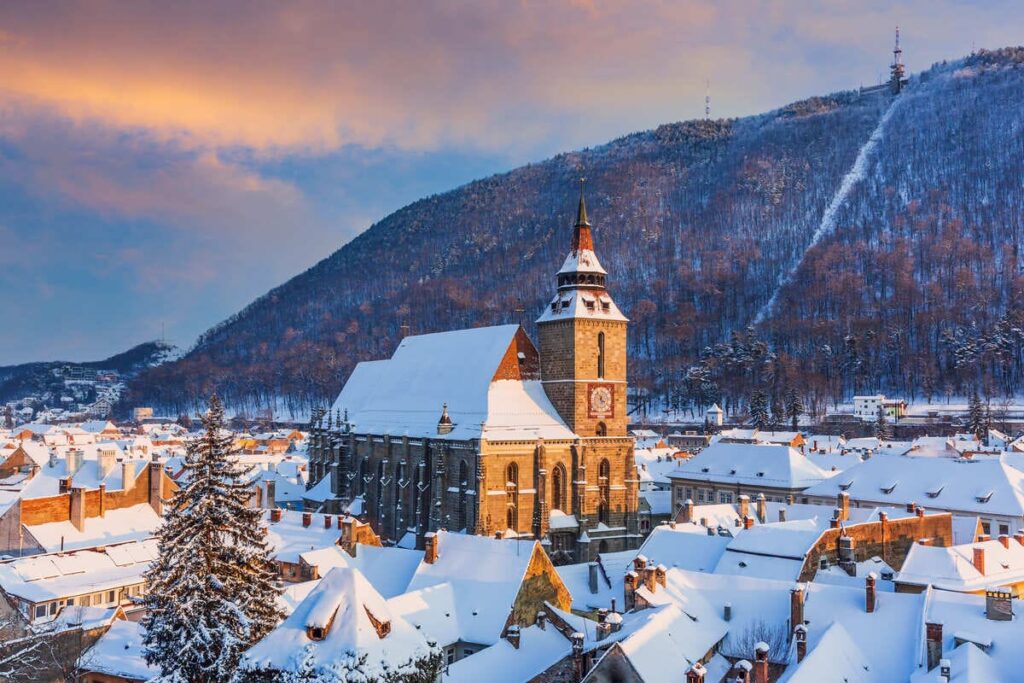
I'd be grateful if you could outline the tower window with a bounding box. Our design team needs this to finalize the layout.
[597,332,605,379]
[596,422,607,437]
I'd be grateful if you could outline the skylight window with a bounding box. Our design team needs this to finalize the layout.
[976,491,994,503]
[926,485,944,498]
[880,482,898,494]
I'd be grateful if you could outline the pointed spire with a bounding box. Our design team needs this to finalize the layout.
[575,177,591,227]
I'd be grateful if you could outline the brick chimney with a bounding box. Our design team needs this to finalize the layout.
[730,660,752,683]
[790,584,805,630]
[686,662,707,683]
[973,547,985,575]
[655,564,667,588]
[778,508,787,522]
[624,571,639,611]
[906,501,916,513]
[270,508,283,523]
[505,624,520,649]
[643,563,657,593]
[837,491,850,521]
[302,512,312,528]
[794,624,807,663]
[571,632,586,681]
[925,622,943,670]
[865,572,877,613]
[999,534,1010,549]
[97,449,115,480]
[916,505,925,518]
[743,516,754,530]
[738,494,750,519]
[324,514,332,529]
[424,532,439,564]
[69,486,86,532]
[536,610,547,630]
[753,643,769,683]
[756,493,766,524]
[98,483,106,518]
[681,498,694,524]
[1015,530,1024,546]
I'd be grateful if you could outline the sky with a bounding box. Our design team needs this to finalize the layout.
[1,1,1022,364]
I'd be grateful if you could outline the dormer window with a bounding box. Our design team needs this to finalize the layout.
[926,485,944,499]
[551,302,559,312]
[976,491,994,504]
[839,480,853,491]
[880,482,898,495]
[308,626,326,641]
[584,299,595,312]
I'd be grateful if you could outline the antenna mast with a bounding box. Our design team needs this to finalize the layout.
[704,79,711,119]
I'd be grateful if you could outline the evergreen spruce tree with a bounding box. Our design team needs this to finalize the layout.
[142,395,284,683]
[873,404,891,441]
[750,389,770,431]
[967,389,985,438]
[784,387,804,431]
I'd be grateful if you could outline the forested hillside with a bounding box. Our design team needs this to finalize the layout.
[128,49,1024,420]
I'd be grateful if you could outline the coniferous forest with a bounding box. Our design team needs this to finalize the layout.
[128,49,1024,419]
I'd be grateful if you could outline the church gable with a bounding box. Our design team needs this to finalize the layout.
[492,327,541,381]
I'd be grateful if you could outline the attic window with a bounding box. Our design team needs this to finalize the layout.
[839,480,853,491]
[926,485,944,499]
[308,626,326,641]
[551,302,559,312]
[584,299,595,311]
[730,469,737,475]
[976,491,994,504]
[701,467,710,473]
[757,472,765,478]
[364,606,391,639]
[880,482,898,495]
[601,301,611,313]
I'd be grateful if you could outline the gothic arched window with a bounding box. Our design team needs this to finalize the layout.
[598,459,610,524]
[597,332,605,379]
[506,463,519,531]
[552,462,567,512]
[596,422,607,437]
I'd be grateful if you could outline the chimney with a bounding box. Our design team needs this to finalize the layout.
[337,515,344,529]
[756,493,766,524]
[270,508,283,523]
[926,622,943,670]
[655,564,667,588]
[643,563,657,593]
[730,660,752,683]
[878,510,888,523]
[986,589,1013,621]
[978,534,991,543]
[743,516,754,530]
[148,462,163,515]
[700,517,708,528]
[865,573,877,613]
[906,501,916,513]
[302,512,312,528]
[973,547,985,575]
[321,514,331,529]
[633,555,648,573]
[266,480,276,509]
[940,659,951,679]
[681,498,694,524]
[778,508,787,523]
[505,624,520,649]
[999,534,1010,549]
[121,461,136,493]
[607,610,622,633]
[723,602,732,622]
[753,643,769,683]
[97,449,115,480]
[624,571,639,611]
[794,624,808,663]
[786,494,795,505]
[536,610,547,630]
[790,584,805,631]
[424,532,439,564]
[837,492,850,521]
[588,562,599,594]
[70,487,86,532]
[571,632,586,681]
[66,448,83,475]
[686,663,707,683]
[916,506,926,518]
[1016,531,1024,546]
[830,518,840,529]
[98,483,106,518]
[738,494,750,519]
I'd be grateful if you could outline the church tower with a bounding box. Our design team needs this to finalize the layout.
[537,184,629,437]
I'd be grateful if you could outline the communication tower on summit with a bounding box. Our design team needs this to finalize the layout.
[704,79,711,119]
[890,26,907,94]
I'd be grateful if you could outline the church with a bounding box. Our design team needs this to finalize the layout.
[306,189,640,561]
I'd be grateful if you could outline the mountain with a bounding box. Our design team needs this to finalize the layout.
[128,48,1024,420]
[1,341,179,405]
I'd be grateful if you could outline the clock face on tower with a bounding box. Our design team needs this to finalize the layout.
[588,383,614,419]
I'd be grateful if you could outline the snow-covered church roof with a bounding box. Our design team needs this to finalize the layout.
[331,324,573,441]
